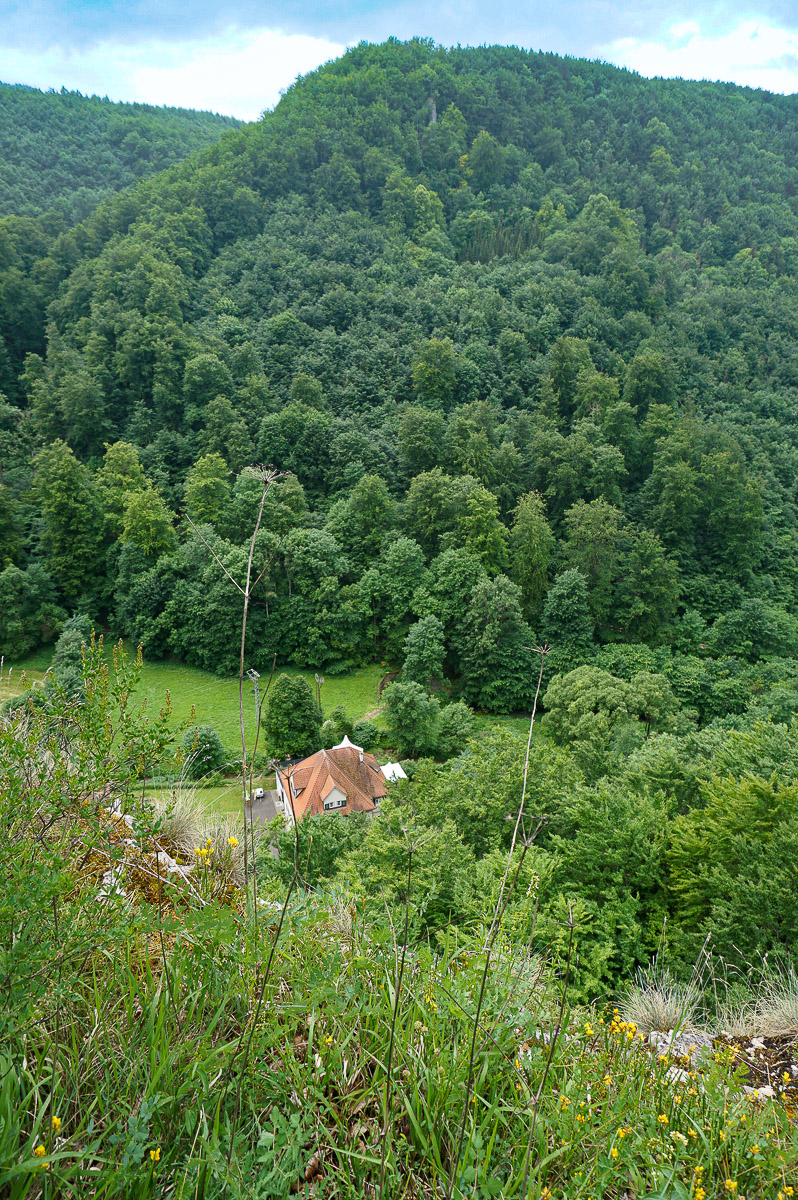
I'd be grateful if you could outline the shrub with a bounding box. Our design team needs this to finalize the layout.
[180,724,227,779]
[49,612,93,696]
[351,719,379,750]
[435,700,476,757]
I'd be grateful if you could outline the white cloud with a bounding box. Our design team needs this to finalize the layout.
[0,26,346,119]
[602,17,798,94]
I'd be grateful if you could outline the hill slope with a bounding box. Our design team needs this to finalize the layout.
[2,39,798,700]
[0,81,240,222]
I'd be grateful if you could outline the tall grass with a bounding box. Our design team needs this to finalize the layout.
[2,890,797,1197]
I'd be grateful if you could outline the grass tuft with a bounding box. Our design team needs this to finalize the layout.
[757,966,798,1041]
[618,964,703,1033]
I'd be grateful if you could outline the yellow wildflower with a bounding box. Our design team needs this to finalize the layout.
[657,1114,669,1125]
[33,1145,46,1158]
[724,1183,737,1193]
[150,1147,161,1163]
[228,836,238,848]
[51,1116,61,1133]
[610,1147,619,1159]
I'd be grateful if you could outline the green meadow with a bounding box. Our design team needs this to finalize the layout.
[2,645,386,750]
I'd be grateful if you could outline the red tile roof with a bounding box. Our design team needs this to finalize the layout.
[278,737,387,821]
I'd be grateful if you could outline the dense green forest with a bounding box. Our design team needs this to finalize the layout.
[0,81,240,221]
[4,42,798,701]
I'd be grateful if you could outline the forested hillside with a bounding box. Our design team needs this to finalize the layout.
[0,82,240,221]
[3,39,798,719]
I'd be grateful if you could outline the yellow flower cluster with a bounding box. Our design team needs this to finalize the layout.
[150,1147,161,1163]
[608,1013,639,1041]
[228,836,238,848]
[195,838,215,860]
[33,1145,46,1158]
[423,988,437,1012]
[51,1116,61,1133]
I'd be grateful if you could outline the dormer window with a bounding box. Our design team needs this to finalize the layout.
[322,785,347,811]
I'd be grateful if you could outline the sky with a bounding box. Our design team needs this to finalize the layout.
[1,1,798,119]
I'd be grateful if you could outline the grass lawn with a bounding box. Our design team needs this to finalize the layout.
[0,645,50,704]
[2,643,387,752]
[147,772,276,816]
[474,712,542,739]
[132,659,386,750]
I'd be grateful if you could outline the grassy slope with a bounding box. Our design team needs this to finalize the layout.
[2,647,534,747]
[2,647,385,749]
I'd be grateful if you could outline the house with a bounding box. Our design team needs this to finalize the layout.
[275,735,398,824]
